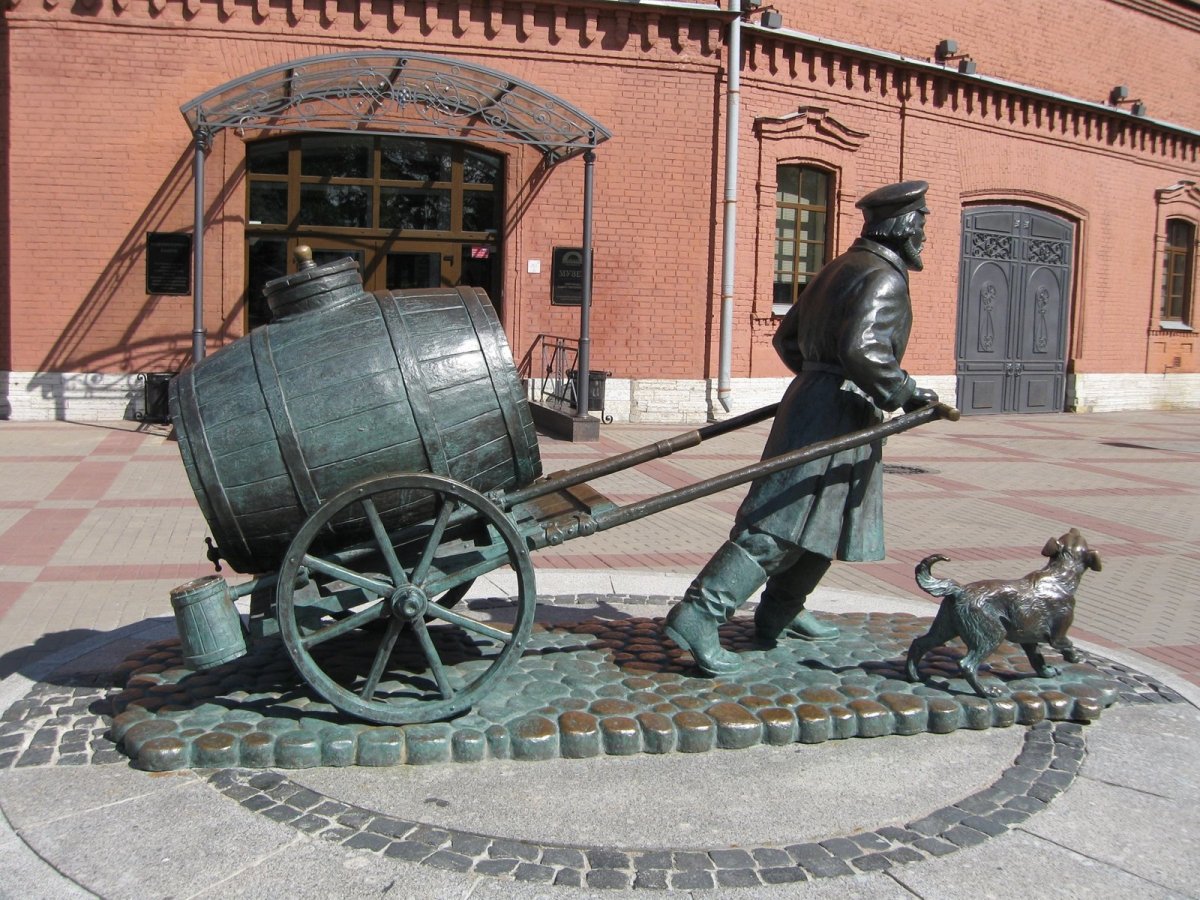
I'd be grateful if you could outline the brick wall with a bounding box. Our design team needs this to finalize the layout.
[1,0,1198,420]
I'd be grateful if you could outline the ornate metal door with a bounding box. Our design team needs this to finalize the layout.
[956,207,1073,415]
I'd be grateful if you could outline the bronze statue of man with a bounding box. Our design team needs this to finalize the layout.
[664,180,939,675]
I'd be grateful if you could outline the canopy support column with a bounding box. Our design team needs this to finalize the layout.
[576,150,596,418]
[191,128,212,365]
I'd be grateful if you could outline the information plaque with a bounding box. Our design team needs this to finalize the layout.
[146,233,193,295]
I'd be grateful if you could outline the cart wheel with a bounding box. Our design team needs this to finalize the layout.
[276,474,536,725]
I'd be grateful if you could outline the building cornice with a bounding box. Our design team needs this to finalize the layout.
[743,21,1200,144]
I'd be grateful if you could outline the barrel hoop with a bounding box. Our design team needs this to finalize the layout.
[249,327,324,520]
[174,369,253,567]
[377,293,451,479]
[458,286,538,487]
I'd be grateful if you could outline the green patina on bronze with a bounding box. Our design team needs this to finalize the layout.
[110,608,1120,771]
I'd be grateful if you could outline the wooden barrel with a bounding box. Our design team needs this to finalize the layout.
[170,260,541,574]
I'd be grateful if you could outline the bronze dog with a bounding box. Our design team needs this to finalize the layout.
[905,529,1102,697]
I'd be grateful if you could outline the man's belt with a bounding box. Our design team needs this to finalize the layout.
[800,361,845,376]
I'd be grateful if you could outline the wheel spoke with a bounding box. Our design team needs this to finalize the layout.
[411,617,454,700]
[362,497,408,588]
[301,553,393,597]
[361,617,403,702]
[412,497,456,586]
[300,601,386,649]
[425,604,513,644]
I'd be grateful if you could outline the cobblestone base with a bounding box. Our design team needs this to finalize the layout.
[0,602,1185,772]
[203,720,1101,889]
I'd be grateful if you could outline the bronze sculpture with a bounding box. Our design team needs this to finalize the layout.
[664,180,940,676]
[905,529,1101,697]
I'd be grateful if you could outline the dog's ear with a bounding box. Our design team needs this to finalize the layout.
[1041,537,1062,558]
[1085,550,1103,572]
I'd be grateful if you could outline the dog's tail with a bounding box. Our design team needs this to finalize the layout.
[915,554,959,598]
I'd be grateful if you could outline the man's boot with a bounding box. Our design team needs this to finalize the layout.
[754,552,840,643]
[663,541,768,676]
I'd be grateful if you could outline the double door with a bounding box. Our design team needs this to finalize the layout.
[956,207,1074,415]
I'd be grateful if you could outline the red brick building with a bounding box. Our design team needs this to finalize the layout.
[2,0,1198,421]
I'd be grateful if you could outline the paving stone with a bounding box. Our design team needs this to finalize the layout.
[542,847,586,868]
[586,849,630,870]
[473,858,519,876]
[554,868,584,887]
[852,852,893,872]
[670,869,715,890]
[803,857,855,878]
[875,826,920,844]
[633,869,669,889]
[408,825,450,847]
[673,851,715,871]
[715,867,762,886]
[820,837,862,859]
[448,832,489,856]
[884,846,925,865]
[513,862,555,883]
[1004,795,1048,814]
[424,850,474,873]
[941,825,989,849]
[367,817,415,839]
[755,862,806,886]
[961,814,1008,836]
[990,807,1031,827]
[344,832,390,852]
[384,841,435,862]
[489,839,540,861]
[706,848,754,868]
[850,832,891,852]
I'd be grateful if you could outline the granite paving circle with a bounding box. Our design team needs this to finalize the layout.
[0,598,1188,890]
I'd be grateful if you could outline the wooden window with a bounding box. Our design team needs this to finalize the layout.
[774,165,832,312]
[1161,218,1196,324]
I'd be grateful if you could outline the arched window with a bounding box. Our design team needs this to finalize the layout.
[1162,217,1196,325]
[245,135,504,328]
[774,165,833,313]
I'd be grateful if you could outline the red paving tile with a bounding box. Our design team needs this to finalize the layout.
[47,461,125,501]
[0,508,91,566]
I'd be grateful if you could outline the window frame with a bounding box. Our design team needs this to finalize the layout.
[1161,216,1196,327]
[772,164,834,316]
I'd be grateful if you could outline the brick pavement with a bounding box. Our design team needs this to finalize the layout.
[0,410,1197,687]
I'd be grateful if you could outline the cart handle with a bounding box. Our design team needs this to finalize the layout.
[502,402,782,509]
[590,402,958,533]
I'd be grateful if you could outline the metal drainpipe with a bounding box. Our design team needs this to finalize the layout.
[716,0,742,413]
[191,129,211,365]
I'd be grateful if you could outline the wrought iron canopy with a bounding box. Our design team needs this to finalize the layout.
[181,52,612,165]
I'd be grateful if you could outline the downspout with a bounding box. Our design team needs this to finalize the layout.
[716,0,742,413]
[191,127,212,365]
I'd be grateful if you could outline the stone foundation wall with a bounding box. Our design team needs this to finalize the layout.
[14,370,1199,423]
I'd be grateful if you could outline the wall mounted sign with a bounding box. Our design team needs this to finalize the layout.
[551,246,592,306]
[146,233,193,295]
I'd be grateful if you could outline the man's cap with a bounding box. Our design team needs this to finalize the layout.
[855,180,930,222]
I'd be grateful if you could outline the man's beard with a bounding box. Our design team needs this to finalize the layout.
[900,235,924,271]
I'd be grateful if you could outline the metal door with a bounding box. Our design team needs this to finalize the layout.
[956,207,1073,415]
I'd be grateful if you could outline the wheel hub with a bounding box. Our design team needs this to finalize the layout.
[390,585,428,621]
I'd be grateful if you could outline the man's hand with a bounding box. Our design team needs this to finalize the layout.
[902,387,939,412]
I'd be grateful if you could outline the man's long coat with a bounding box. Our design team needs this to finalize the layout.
[733,237,917,561]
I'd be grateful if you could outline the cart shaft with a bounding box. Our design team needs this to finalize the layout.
[503,402,780,509]
[529,403,956,546]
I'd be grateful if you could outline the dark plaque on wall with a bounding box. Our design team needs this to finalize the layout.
[146,233,193,295]
[551,246,590,306]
